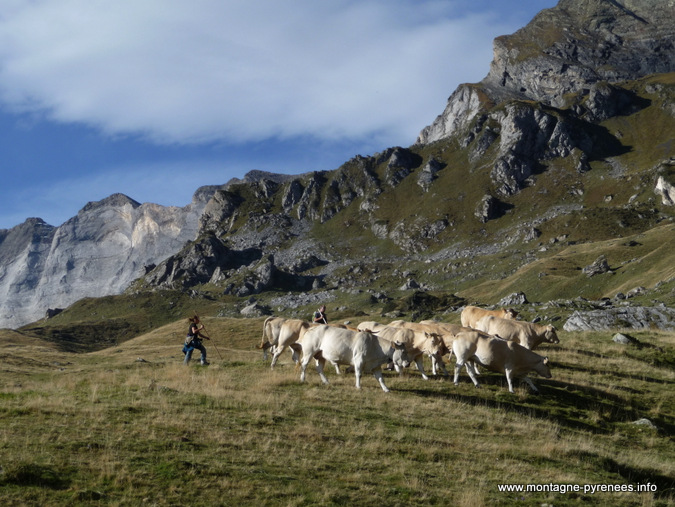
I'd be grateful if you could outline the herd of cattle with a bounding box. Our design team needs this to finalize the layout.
[257,306,560,394]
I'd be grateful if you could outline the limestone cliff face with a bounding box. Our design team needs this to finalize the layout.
[0,190,214,328]
[417,0,675,145]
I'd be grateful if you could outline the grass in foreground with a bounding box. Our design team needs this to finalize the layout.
[0,318,673,506]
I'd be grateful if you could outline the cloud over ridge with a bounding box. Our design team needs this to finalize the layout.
[0,0,513,147]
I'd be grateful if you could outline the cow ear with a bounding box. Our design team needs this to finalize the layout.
[543,357,549,365]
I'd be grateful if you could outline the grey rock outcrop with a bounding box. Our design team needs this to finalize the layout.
[417,0,675,149]
[655,171,675,206]
[563,306,675,331]
[417,158,445,191]
[475,195,500,223]
[582,255,611,277]
[382,147,422,187]
[499,292,528,306]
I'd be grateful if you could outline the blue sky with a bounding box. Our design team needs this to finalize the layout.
[0,0,557,230]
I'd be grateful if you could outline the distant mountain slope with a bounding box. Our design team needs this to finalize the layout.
[0,190,216,328]
[134,0,673,302]
[1,0,674,332]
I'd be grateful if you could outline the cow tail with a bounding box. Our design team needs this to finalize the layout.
[258,318,271,349]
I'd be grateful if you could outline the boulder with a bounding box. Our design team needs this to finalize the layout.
[655,175,675,206]
[240,302,271,317]
[582,255,611,277]
[612,333,637,345]
[564,306,675,331]
[499,292,528,305]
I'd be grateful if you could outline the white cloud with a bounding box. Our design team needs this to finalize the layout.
[0,0,517,147]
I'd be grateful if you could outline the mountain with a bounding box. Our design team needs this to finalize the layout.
[0,190,217,328]
[418,0,675,144]
[135,0,674,296]
[2,0,674,335]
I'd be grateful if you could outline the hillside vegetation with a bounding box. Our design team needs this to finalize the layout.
[2,2,674,504]
[1,317,673,506]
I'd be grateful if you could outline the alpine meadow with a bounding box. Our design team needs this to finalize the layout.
[1,0,675,505]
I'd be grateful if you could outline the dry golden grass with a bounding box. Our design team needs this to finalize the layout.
[0,317,673,506]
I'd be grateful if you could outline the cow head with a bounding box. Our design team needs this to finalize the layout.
[391,341,411,368]
[423,331,447,357]
[504,308,519,320]
[535,356,553,378]
[544,326,559,344]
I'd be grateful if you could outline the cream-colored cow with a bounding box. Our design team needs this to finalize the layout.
[358,321,445,380]
[460,305,518,329]
[388,320,465,376]
[452,330,552,393]
[257,316,287,360]
[417,320,474,375]
[269,319,314,369]
[475,316,559,350]
[299,326,411,392]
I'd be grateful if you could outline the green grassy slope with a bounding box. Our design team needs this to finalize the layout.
[1,317,673,506]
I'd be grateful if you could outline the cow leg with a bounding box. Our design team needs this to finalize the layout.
[353,363,363,389]
[431,356,438,376]
[505,368,515,393]
[315,357,329,384]
[453,361,463,385]
[521,376,539,394]
[414,356,429,380]
[454,360,480,388]
[372,368,390,393]
[270,345,286,369]
[465,362,481,388]
[431,355,449,377]
[290,343,302,364]
[299,351,313,382]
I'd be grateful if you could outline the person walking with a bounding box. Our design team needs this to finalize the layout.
[183,317,210,365]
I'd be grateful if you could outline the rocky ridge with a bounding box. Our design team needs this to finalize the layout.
[1,0,674,331]
[135,0,674,308]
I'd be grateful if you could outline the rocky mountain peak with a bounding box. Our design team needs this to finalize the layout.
[80,193,141,214]
[418,0,675,144]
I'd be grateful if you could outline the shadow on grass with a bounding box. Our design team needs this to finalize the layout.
[402,371,674,436]
[563,450,675,501]
[1,463,72,490]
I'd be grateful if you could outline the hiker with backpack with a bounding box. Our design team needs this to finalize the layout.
[183,317,210,365]
[313,305,328,324]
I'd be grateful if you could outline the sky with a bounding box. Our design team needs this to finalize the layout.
[0,0,558,230]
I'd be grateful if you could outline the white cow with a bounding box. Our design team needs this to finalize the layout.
[387,320,456,377]
[257,316,287,360]
[269,319,313,369]
[452,330,552,393]
[475,316,559,350]
[299,326,411,392]
[460,305,518,329]
[358,321,444,380]
[418,320,473,375]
